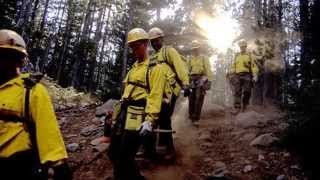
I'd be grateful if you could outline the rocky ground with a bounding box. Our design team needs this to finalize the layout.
[55,96,308,180]
[42,76,99,111]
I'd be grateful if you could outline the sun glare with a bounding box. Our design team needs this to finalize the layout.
[194,9,241,53]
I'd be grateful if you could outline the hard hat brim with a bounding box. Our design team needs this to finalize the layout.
[149,35,163,40]
[0,45,28,56]
[127,37,149,44]
[191,46,200,49]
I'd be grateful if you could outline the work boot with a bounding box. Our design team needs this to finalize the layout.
[230,107,240,115]
[99,136,111,143]
[189,114,196,120]
[164,147,176,162]
[192,121,200,126]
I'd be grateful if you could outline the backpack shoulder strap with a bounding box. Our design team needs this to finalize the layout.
[233,52,242,73]
[202,56,206,73]
[161,46,183,86]
[22,73,43,160]
[126,61,158,94]
[22,73,44,122]
[146,59,159,93]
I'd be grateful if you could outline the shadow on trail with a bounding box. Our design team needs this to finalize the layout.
[144,97,202,180]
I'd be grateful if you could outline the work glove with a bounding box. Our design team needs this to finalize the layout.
[183,88,190,97]
[53,163,72,180]
[182,85,190,97]
[253,74,258,83]
[140,121,153,136]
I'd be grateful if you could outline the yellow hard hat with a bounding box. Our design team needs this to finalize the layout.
[238,40,247,47]
[0,29,27,56]
[148,27,164,40]
[127,28,149,44]
[191,40,201,49]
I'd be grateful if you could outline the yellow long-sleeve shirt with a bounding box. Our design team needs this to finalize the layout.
[151,46,189,96]
[188,55,213,81]
[122,58,166,123]
[230,52,259,75]
[0,74,68,164]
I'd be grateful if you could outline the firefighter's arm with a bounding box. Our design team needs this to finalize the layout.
[30,84,68,165]
[145,65,166,123]
[187,58,192,73]
[229,55,236,74]
[204,57,213,81]
[167,47,190,86]
[250,55,259,76]
[111,102,121,121]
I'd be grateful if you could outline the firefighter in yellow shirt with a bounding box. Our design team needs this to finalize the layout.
[107,28,166,180]
[188,40,213,124]
[148,27,189,160]
[228,40,259,114]
[0,30,71,180]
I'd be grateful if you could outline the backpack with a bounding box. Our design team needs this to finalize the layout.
[159,46,183,87]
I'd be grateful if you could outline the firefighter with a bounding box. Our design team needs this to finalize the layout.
[148,27,189,160]
[108,28,166,180]
[188,40,213,125]
[228,40,259,114]
[0,29,71,180]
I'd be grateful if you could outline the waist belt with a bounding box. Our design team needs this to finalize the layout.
[236,72,251,76]
[127,81,148,90]
[191,74,204,76]
[190,74,203,80]
[127,99,146,107]
[0,114,25,123]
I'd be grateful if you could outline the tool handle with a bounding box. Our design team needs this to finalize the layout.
[153,129,176,133]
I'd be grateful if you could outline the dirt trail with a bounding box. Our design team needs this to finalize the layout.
[145,94,306,180]
[145,98,201,180]
[61,95,306,180]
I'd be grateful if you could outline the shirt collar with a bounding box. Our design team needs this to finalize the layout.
[0,73,29,89]
[133,57,149,67]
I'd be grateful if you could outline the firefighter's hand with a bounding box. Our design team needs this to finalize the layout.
[253,74,258,83]
[140,121,153,136]
[53,163,72,180]
[183,88,190,97]
[182,85,190,97]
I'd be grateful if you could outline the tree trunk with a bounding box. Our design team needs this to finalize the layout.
[299,0,311,86]
[262,0,267,27]
[81,0,94,40]
[88,3,107,92]
[97,6,112,88]
[40,0,50,31]
[41,0,66,72]
[121,7,134,89]
[157,8,161,21]
[254,0,262,27]
[56,19,71,84]
[31,0,40,27]
[278,0,283,28]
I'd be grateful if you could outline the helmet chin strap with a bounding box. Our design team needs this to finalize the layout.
[135,52,147,63]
